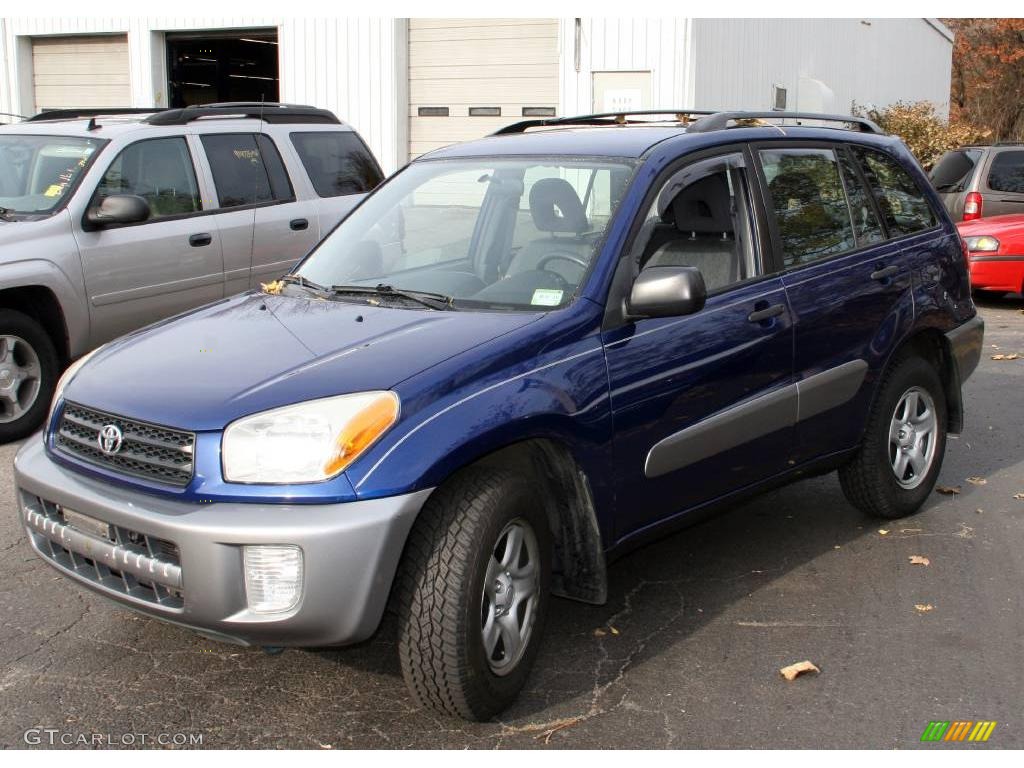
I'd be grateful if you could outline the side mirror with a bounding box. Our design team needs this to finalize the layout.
[85,194,150,228]
[627,266,707,319]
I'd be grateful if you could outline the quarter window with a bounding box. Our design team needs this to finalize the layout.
[987,150,1024,194]
[290,131,383,197]
[837,149,885,247]
[760,148,855,267]
[201,133,293,208]
[94,137,201,218]
[853,147,936,237]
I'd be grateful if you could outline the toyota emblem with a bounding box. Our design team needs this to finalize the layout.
[97,424,123,455]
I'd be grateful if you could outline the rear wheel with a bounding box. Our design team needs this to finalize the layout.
[0,310,58,443]
[396,467,551,721]
[839,353,947,518]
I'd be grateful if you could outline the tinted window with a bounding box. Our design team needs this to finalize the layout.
[838,149,885,247]
[290,131,383,197]
[95,137,201,218]
[854,147,937,237]
[201,133,293,208]
[987,150,1024,193]
[760,148,855,267]
[930,148,983,192]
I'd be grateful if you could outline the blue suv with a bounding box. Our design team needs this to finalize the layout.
[14,110,984,720]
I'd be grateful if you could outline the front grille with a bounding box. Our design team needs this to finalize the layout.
[55,402,195,487]
[23,494,184,610]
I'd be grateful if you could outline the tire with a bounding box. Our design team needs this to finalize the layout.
[839,352,947,519]
[0,309,59,443]
[396,467,551,721]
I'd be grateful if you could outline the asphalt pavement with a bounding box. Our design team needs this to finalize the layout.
[1,294,1021,749]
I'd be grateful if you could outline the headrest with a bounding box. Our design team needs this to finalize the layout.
[668,174,733,234]
[529,178,587,233]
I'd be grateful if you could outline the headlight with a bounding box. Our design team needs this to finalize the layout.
[964,235,1000,252]
[47,346,102,427]
[222,391,400,483]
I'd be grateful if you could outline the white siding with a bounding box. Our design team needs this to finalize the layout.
[560,17,695,115]
[691,18,953,117]
[0,16,407,174]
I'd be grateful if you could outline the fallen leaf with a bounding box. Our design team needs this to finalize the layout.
[593,628,606,637]
[976,508,984,515]
[609,626,620,635]
[909,555,931,566]
[318,743,333,750]
[779,660,820,681]
[991,353,1020,361]
[936,485,961,495]
[261,280,284,295]
[915,604,934,613]
[1014,493,1024,501]
[966,476,987,485]
[833,545,841,550]
[878,529,890,536]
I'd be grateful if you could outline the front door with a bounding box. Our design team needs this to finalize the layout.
[74,135,225,343]
[603,149,795,541]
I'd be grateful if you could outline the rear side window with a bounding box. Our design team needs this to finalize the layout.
[201,133,294,208]
[930,149,983,193]
[853,147,937,237]
[290,131,383,197]
[94,136,201,218]
[837,149,885,247]
[760,148,855,267]
[987,150,1024,193]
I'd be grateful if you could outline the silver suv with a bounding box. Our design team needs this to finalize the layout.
[0,103,383,441]
[930,142,1024,221]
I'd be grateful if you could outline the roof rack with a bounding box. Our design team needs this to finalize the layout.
[994,141,1024,146]
[145,102,339,126]
[687,111,884,134]
[493,109,718,135]
[26,107,165,122]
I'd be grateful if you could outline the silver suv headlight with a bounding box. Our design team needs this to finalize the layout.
[222,392,399,483]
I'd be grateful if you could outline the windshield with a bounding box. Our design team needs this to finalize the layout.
[295,157,636,311]
[929,148,983,192]
[0,134,104,215]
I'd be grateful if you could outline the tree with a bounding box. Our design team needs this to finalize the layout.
[945,18,1024,142]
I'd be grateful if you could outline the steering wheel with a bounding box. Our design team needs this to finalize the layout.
[536,252,590,276]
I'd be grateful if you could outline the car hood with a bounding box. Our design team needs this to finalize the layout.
[65,291,543,431]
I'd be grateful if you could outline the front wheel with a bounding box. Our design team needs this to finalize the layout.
[0,309,59,443]
[839,353,947,518]
[395,467,551,721]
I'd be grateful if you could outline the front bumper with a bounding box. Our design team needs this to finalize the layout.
[14,438,431,647]
[969,256,1024,293]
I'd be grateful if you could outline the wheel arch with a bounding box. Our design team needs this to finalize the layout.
[878,325,964,434]
[0,284,70,365]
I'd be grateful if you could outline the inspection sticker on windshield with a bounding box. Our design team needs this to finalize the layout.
[531,288,563,306]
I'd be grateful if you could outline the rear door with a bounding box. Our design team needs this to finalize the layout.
[758,143,921,463]
[74,135,224,343]
[981,148,1024,217]
[603,148,796,540]
[197,132,320,293]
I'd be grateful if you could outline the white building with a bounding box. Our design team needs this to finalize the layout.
[0,17,953,174]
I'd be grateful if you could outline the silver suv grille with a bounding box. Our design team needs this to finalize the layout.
[22,493,184,610]
[55,402,195,487]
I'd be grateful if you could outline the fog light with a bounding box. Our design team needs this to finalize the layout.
[243,545,303,614]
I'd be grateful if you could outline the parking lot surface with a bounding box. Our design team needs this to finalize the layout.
[2,296,1021,749]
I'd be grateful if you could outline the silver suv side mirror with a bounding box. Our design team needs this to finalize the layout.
[627,266,708,319]
[84,194,151,229]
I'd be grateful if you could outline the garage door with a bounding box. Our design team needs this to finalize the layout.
[409,18,559,158]
[32,35,130,114]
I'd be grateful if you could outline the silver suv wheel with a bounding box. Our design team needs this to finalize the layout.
[0,334,42,424]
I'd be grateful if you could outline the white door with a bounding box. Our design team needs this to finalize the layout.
[408,18,559,158]
[32,34,130,113]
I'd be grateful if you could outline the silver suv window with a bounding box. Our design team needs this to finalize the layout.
[987,150,1024,194]
[290,131,383,197]
[93,136,202,218]
[0,134,103,215]
[930,148,984,193]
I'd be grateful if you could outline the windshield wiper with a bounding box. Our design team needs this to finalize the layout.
[330,283,456,311]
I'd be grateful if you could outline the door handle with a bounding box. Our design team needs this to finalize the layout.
[870,265,899,281]
[289,218,309,231]
[189,233,212,247]
[747,303,785,323]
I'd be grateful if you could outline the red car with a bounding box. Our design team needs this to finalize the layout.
[957,214,1024,295]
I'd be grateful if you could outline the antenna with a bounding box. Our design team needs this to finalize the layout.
[248,96,266,290]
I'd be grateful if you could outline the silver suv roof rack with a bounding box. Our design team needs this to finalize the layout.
[686,111,883,134]
[145,102,339,126]
[25,107,164,122]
